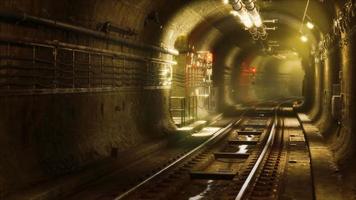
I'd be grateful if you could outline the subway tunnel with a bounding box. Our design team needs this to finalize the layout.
[0,0,355,199]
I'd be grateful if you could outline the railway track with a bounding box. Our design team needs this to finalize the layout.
[113,101,304,200]
[235,105,287,200]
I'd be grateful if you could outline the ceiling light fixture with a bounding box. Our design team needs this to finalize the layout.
[300,35,308,43]
[226,0,269,40]
[242,0,263,27]
[230,11,254,28]
[227,0,264,29]
[306,21,314,29]
[230,0,254,28]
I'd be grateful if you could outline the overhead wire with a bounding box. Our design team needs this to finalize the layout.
[300,0,310,33]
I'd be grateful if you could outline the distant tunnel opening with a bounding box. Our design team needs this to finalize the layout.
[232,52,305,104]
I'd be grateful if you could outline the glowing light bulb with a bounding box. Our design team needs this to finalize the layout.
[223,0,229,4]
[240,11,254,28]
[306,22,314,29]
[231,10,253,28]
[248,9,263,27]
[300,35,308,43]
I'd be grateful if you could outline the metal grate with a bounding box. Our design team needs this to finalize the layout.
[0,38,173,93]
[170,96,197,126]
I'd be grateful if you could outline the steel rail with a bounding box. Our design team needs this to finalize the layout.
[235,105,280,200]
[114,118,243,200]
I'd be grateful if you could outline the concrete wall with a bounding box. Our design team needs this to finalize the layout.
[0,0,176,195]
[304,2,356,166]
[298,4,356,197]
[0,89,172,193]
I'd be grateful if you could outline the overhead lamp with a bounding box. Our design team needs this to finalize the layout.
[306,21,314,29]
[230,11,254,28]
[250,11,262,27]
[223,0,229,4]
[242,0,263,27]
[300,35,308,43]
[245,6,262,27]
[230,1,254,28]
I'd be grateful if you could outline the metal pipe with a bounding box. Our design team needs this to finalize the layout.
[263,19,278,23]
[102,22,137,36]
[0,36,177,65]
[0,10,179,56]
[265,27,277,31]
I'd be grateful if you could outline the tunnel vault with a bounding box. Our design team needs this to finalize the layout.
[0,0,356,199]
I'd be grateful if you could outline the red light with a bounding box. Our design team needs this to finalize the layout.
[251,67,256,73]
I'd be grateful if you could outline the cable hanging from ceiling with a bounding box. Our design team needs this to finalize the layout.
[299,0,311,42]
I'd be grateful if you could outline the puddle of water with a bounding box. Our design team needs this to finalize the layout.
[236,136,254,154]
[238,135,255,141]
[189,180,214,200]
[236,145,248,154]
[246,135,253,141]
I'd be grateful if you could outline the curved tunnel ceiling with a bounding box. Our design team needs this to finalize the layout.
[159,0,336,107]
[158,0,334,57]
[152,0,338,104]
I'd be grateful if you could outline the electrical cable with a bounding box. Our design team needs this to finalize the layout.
[300,0,310,33]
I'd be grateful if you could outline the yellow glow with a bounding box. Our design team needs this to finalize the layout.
[253,15,263,28]
[223,0,229,4]
[231,10,253,29]
[306,22,314,29]
[300,35,308,43]
[240,12,254,28]
[249,9,263,27]
[177,127,194,131]
[192,127,220,137]
[230,10,238,16]
[194,120,208,125]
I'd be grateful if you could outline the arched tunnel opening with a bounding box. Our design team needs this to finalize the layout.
[0,0,355,199]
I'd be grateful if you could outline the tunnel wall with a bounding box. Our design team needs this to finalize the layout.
[292,2,356,196]
[333,27,356,163]
[305,1,356,165]
[300,58,315,112]
[0,0,176,196]
[313,47,340,138]
[307,55,323,120]
[0,90,171,194]
[212,41,241,110]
